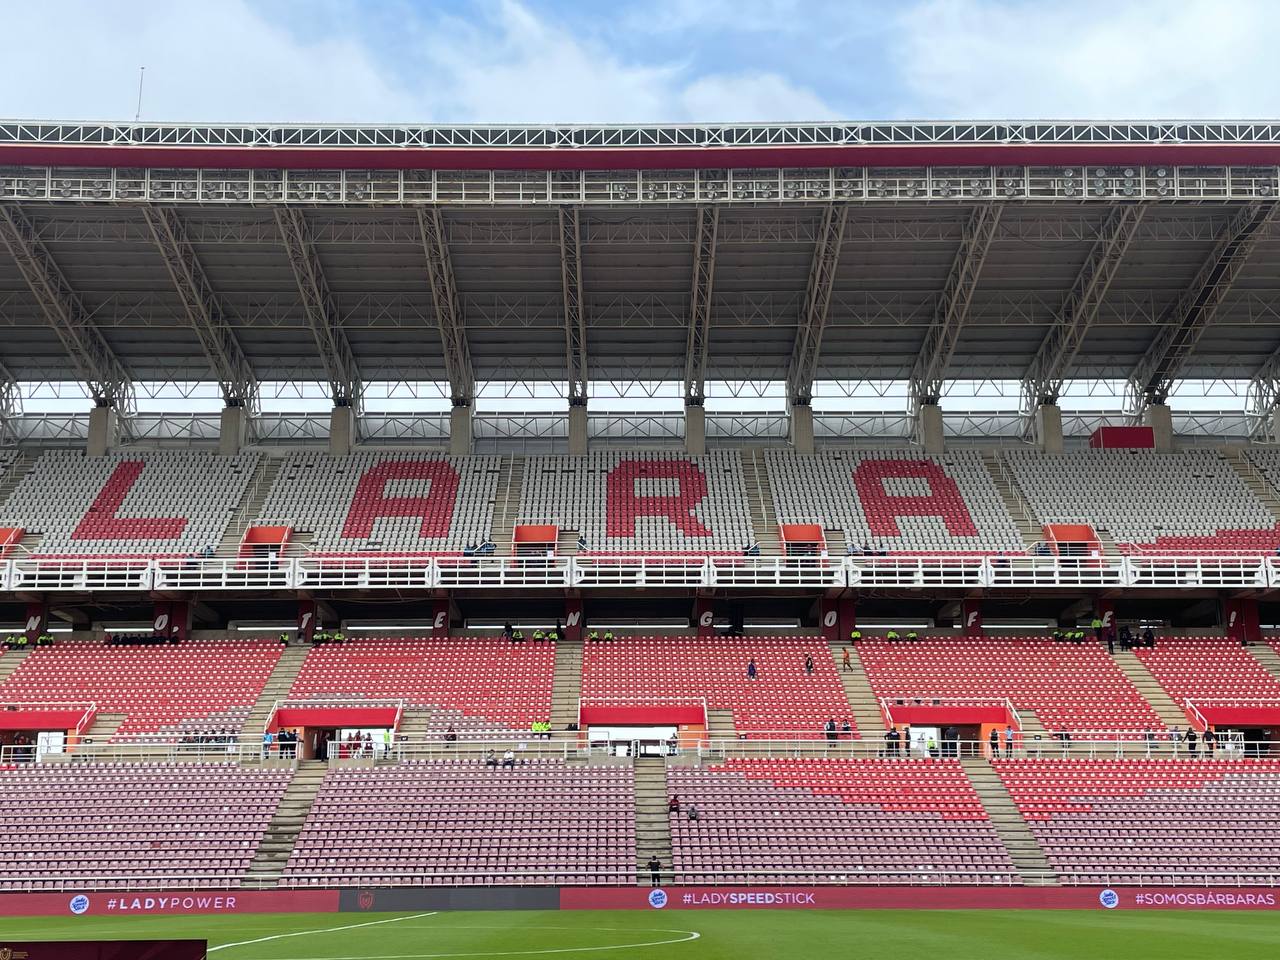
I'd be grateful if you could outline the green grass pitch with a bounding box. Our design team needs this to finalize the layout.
[2,909,1279,959]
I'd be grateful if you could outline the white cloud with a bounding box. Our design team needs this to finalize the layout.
[892,0,1280,118]
[410,0,837,122]
[0,0,418,122]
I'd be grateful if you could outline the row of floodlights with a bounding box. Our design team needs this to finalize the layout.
[12,169,1276,201]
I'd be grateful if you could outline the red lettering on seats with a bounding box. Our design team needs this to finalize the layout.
[71,461,187,541]
[341,460,460,540]
[853,459,978,537]
[606,460,712,538]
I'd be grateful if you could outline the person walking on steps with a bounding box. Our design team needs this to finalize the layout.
[648,856,662,887]
[841,647,852,672]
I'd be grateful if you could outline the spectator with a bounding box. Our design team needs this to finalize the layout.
[501,749,516,769]
[445,725,458,746]
[1143,728,1155,757]
[902,724,912,757]
[1106,629,1115,656]
[927,735,938,758]
[841,719,852,739]
[1186,728,1199,757]
[746,658,757,680]
[648,856,662,887]
[804,654,815,676]
[988,727,1000,760]
[1170,726,1182,754]
[1003,725,1015,759]
[668,795,680,814]
[841,647,852,672]
[262,730,274,760]
[1205,726,1217,756]
[485,749,497,768]
[382,728,393,758]
[824,718,837,742]
[1141,627,1155,648]
[687,804,699,821]
[501,622,514,641]
[667,734,678,757]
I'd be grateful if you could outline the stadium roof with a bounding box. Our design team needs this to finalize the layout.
[0,119,1278,443]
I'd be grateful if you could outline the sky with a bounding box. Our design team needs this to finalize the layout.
[1,0,1278,124]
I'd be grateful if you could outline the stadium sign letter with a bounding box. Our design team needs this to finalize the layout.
[341,460,460,540]
[71,461,187,541]
[607,460,712,538]
[853,459,978,538]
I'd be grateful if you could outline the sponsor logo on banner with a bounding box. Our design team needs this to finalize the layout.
[358,890,375,911]
[647,889,667,909]
[1099,889,1119,909]
[1132,891,1277,907]
[69,895,90,915]
[679,891,818,907]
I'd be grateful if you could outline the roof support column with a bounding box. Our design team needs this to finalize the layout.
[908,203,1002,448]
[684,206,719,454]
[418,207,475,454]
[786,204,848,454]
[0,203,136,444]
[559,207,589,454]
[0,362,21,447]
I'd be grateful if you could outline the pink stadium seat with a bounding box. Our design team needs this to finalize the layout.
[0,762,290,890]
[669,759,1016,884]
[282,760,633,886]
[1134,636,1280,706]
[994,758,1280,884]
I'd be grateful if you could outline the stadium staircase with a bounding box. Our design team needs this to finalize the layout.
[827,640,884,738]
[1225,448,1280,521]
[744,449,781,554]
[981,452,1043,548]
[0,647,30,685]
[0,450,38,506]
[633,756,673,885]
[959,757,1055,885]
[82,712,126,742]
[1108,647,1190,729]
[242,760,327,887]
[243,645,310,736]
[1248,642,1280,682]
[706,709,738,739]
[216,456,285,557]
[1015,708,1051,744]
[550,636,584,738]
[489,455,526,554]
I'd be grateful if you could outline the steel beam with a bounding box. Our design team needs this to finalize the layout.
[683,206,719,405]
[558,206,589,404]
[416,207,474,406]
[273,207,363,413]
[909,204,1003,413]
[1127,200,1279,417]
[0,359,20,445]
[786,204,848,406]
[0,202,136,436]
[1021,203,1147,424]
[140,206,259,418]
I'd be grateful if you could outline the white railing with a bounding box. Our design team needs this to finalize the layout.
[4,553,1280,592]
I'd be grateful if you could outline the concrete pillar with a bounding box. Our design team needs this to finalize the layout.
[328,405,355,457]
[218,405,248,457]
[1035,403,1064,455]
[449,405,473,456]
[790,404,814,455]
[568,404,588,456]
[684,404,706,455]
[918,403,945,455]
[86,405,117,457]
[1145,403,1173,452]
[564,596,584,643]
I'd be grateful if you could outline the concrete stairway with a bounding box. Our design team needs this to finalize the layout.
[981,451,1042,548]
[1224,448,1280,522]
[744,449,780,554]
[551,637,584,737]
[216,456,283,557]
[1248,641,1280,682]
[828,641,885,739]
[1110,648,1189,729]
[1017,708,1052,744]
[242,645,310,736]
[633,757,673,885]
[83,712,126,742]
[0,647,30,684]
[397,709,434,745]
[0,450,38,506]
[960,757,1056,886]
[242,760,327,887]
[706,709,738,740]
[489,455,526,554]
